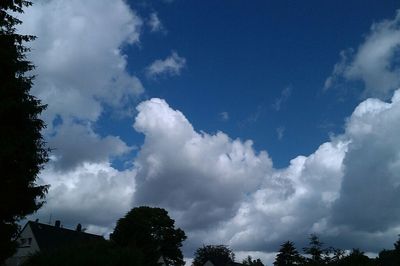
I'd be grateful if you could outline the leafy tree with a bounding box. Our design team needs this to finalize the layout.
[192,245,235,266]
[303,234,326,265]
[242,255,265,266]
[273,241,303,266]
[330,248,346,264]
[110,206,187,266]
[337,249,374,266]
[377,235,400,266]
[0,0,48,262]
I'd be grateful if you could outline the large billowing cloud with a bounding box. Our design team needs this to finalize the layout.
[133,99,273,230]
[31,90,400,258]
[331,90,400,233]
[130,91,400,257]
[325,10,400,99]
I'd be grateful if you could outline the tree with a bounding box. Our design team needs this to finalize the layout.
[273,241,303,266]
[302,234,326,265]
[330,248,346,264]
[377,235,400,266]
[242,255,265,266]
[337,249,374,266]
[192,245,235,266]
[0,0,48,263]
[110,206,187,266]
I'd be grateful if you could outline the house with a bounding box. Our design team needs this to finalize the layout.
[5,220,104,266]
[203,260,244,266]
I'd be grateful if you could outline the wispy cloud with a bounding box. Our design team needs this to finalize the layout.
[219,111,229,121]
[272,87,292,111]
[276,126,285,140]
[324,10,400,99]
[147,12,165,33]
[146,51,186,78]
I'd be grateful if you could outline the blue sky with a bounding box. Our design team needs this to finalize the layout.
[102,0,400,168]
[19,0,400,264]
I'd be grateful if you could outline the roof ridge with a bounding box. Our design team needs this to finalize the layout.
[28,220,103,237]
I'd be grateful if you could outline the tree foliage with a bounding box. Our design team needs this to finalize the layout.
[192,245,235,266]
[335,249,374,266]
[274,241,303,266]
[376,235,400,266]
[110,206,187,266]
[242,255,264,266]
[0,0,48,262]
[302,234,326,265]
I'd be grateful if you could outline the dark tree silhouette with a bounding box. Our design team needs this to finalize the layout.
[0,0,48,263]
[242,255,264,266]
[377,235,400,266]
[330,248,346,264]
[303,234,326,265]
[273,241,303,266]
[337,249,374,266]
[110,206,186,266]
[192,245,235,266]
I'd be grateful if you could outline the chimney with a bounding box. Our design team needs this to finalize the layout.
[55,220,61,228]
[76,223,82,232]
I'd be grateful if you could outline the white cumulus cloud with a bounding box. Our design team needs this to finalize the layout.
[18,0,144,124]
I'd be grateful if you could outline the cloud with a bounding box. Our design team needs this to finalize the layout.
[148,12,165,33]
[272,87,292,111]
[324,10,400,99]
[219,111,229,121]
[30,89,400,257]
[15,0,143,172]
[130,97,345,250]
[133,99,273,230]
[331,90,400,233]
[146,51,186,78]
[276,126,285,140]
[48,121,132,171]
[19,0,142,231]
[18,0,144,124]
[32,162,136,235]
[129,90,400,255]
[19,1,400,260]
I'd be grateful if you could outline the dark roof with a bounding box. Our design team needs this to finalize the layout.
[207,260,244,266]
[27,221,104,251]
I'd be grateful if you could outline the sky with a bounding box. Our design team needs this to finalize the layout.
[17,0,400,264]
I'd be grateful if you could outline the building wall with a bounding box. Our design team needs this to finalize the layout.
[5,224,40,266]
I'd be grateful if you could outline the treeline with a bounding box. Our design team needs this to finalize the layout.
[272,233,400,266]
[22,207,400,266]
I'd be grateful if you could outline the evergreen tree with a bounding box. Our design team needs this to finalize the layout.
[274,241,303,266]
[0,0,48,263]
[303,234,325,265]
